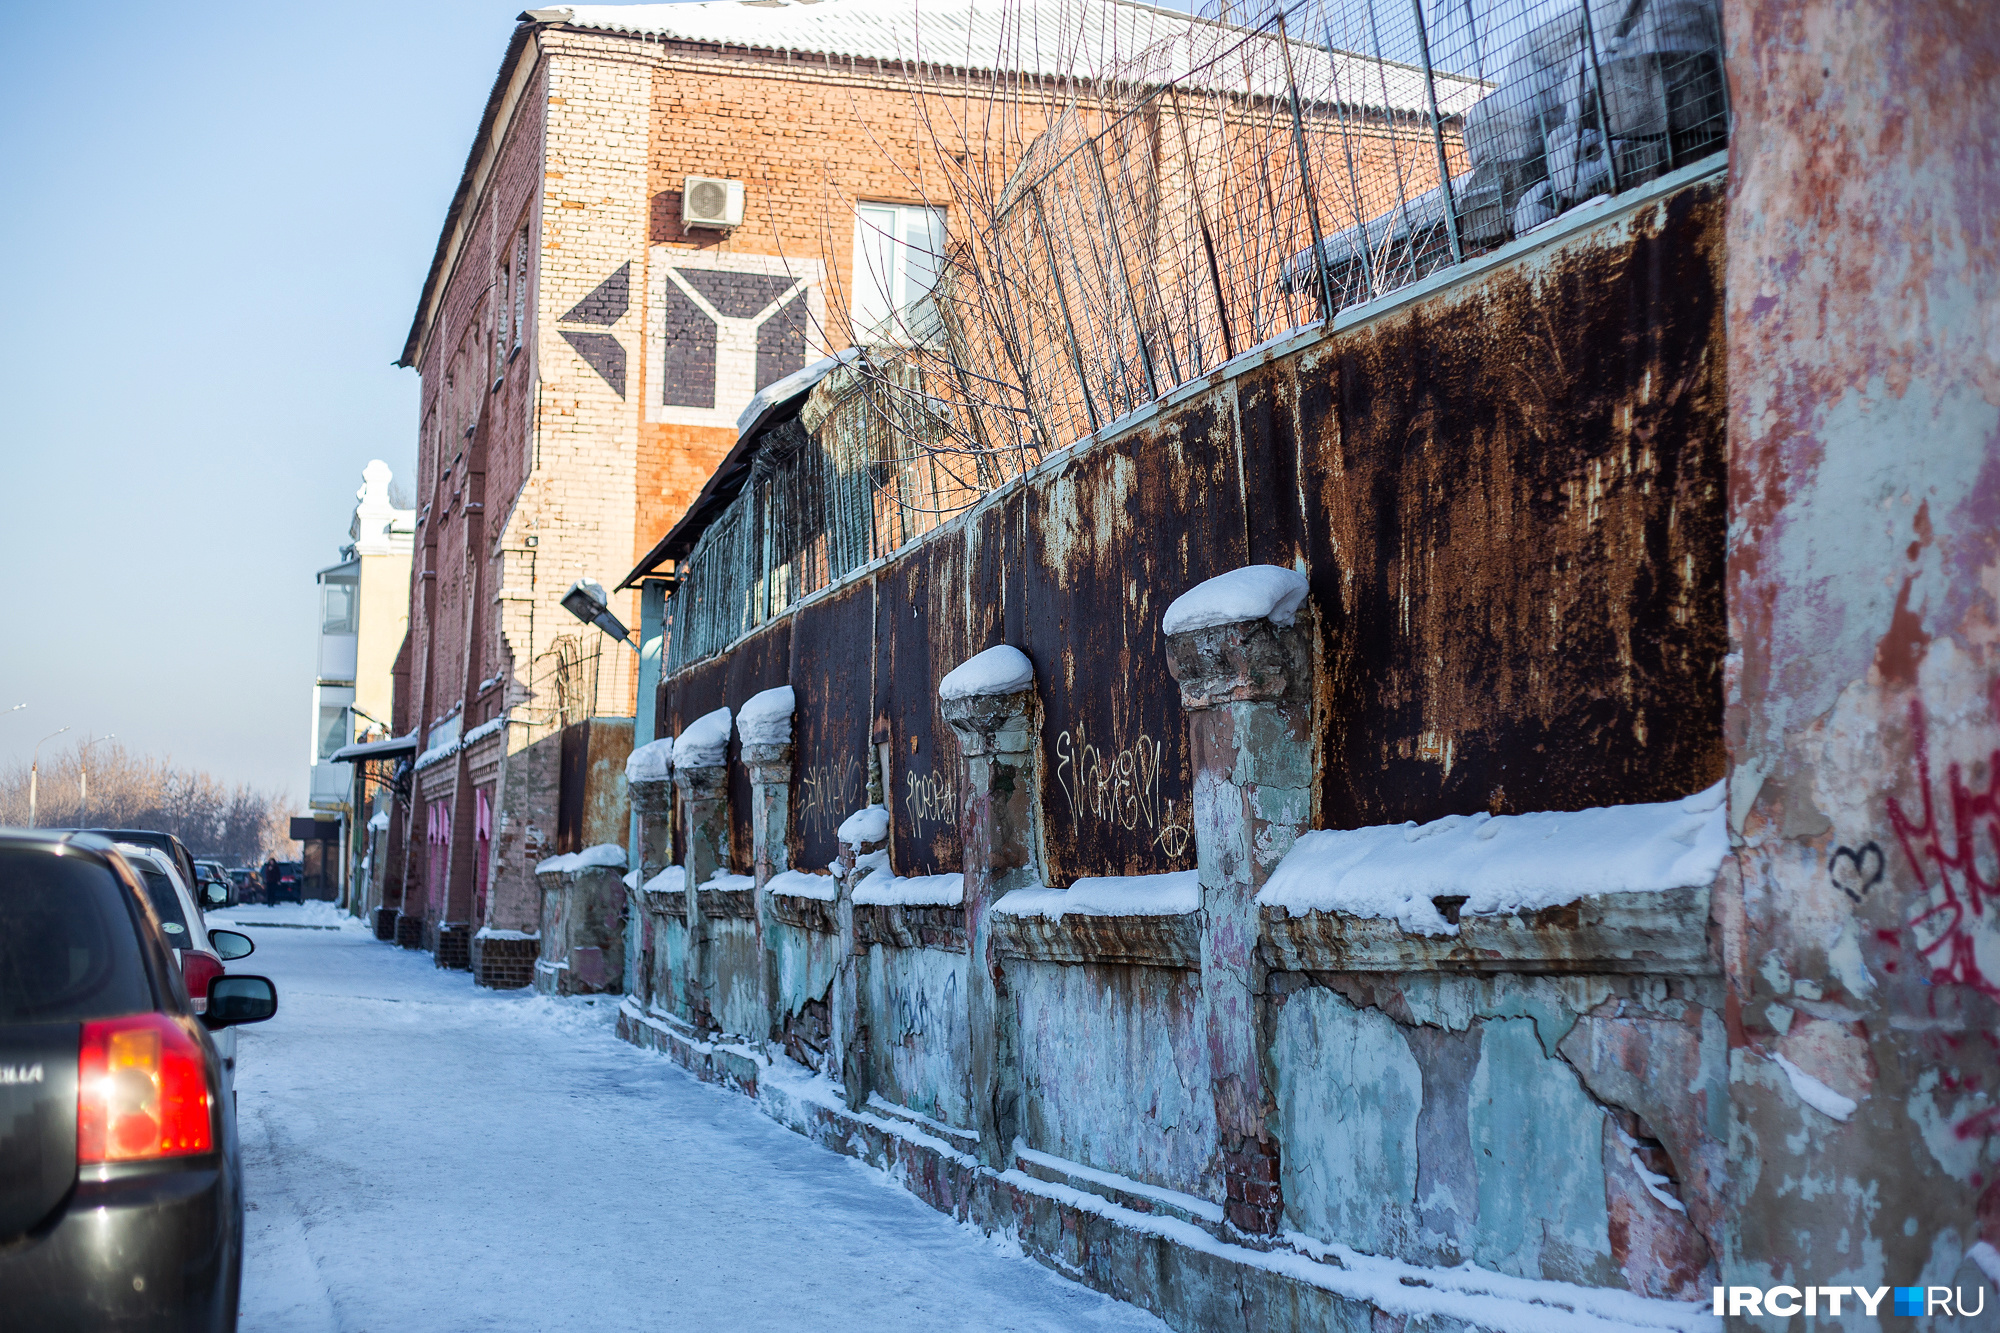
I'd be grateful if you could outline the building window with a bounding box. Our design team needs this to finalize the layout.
[321,579,358,635]
[316,702,351,761]
[852,203,947,344]
[512,226,530,352]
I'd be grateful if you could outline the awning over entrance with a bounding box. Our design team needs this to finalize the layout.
[329,733,418,763]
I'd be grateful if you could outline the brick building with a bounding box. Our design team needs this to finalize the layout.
[388,0,1103,980]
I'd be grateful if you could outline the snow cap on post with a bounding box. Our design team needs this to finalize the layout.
[837,804,890,849]
[735,685,796,747]
[673,707,732,768]
[938,645,1035,701]
[626,737,675,783]
[1162,565,1309,637]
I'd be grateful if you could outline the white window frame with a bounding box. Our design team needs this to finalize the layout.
[851,203,948,345]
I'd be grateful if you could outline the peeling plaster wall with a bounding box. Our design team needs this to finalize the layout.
[707,916,764,1039]
[773,918,839,1032]
[1271,974,1724,1295]
[1015,961,1215,1200]
[1723,0,2000,1307]
[861,945,970,1129]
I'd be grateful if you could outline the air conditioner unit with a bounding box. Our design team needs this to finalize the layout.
[682,175,745,230]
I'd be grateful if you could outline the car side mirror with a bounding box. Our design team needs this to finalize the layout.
[203,975,277,1028]
[208,928,254,961]
[202,882,230,907]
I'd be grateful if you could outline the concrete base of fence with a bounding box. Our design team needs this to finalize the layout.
[372,907,397,942]
[393,911,424,950]
[612,997,1582,1333]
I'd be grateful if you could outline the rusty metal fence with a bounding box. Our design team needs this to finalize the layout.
[667,0,1726,673]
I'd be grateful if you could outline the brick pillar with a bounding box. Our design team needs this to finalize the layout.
[745,736,792,1050]
[627,766,673,1009]
[1164,568,1313,1237]
[675,757,729,1034]
[942,646,1040,1172]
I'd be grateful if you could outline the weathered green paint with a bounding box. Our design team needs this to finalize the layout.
[1271,989,1423,1258]
[1469,1017,1614,1285]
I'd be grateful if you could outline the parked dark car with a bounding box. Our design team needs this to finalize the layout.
[0,830,278,1330]
[270,861,304,905]
[56,830,204,915]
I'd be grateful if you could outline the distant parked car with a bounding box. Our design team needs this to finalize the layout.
[270,860,304,905]
[0,828,277,1330]
[110,845,258,1093]
[193,860,237,910]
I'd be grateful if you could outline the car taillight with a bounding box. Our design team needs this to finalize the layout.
[77,1013,213,1163]
[180,950,224,1015]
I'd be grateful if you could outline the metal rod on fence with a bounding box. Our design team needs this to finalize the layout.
[1276,12,1337,325]
[1319,12,1382,304]
[1361,0,1421,289]
[1409,0,1466,265]
[1086,137,1161,401]
[1168,87,1237,361]
[1030,184,1103,436]
[1578,0,1624,194]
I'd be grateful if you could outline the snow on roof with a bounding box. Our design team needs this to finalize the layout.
[938,645,1035,700]
[674,706,733,767]
[548,0,1482,117]
[1257,782,1728,934]
[626,737,675,782]
[735,349,859,439]
[736,685,797,746]
[1162,565,1309,636]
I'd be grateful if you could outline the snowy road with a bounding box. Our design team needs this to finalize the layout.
[218,905,1167,1333]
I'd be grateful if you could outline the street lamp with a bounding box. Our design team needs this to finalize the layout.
[29,727,70,828]
[561,578,637,649]
[78,734,115,823]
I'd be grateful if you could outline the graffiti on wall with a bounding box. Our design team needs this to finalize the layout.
[1886,692,2000,1000]
[1054,723,1191,858]
[905,768,955,842]
[798,755,862,843]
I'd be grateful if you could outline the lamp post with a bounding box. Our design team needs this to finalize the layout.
[29,727,71,828]
[78,734,115,824]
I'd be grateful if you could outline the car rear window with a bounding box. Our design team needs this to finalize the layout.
[0,848,155,1023]
[131,865,191,944]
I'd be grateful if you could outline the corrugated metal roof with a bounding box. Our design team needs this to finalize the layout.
[543,0,1483,115]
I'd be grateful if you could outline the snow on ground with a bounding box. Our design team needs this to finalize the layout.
[216,915,1168,1333]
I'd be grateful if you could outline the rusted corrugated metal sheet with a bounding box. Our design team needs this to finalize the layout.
[787,580,876,871]
[1024,395,1244,884]
[1307,179,1729,830]
[880,536,967,876]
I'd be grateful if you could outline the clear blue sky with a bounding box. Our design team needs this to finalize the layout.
[0,1,526,801]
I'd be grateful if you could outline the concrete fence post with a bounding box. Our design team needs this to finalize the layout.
[830,801,884,1112]
[674,707,732,1035]
[1163,566,1314,1237]
[626,746,674,1011]
[739,686,797,1053]
[941,645,1040,1172]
